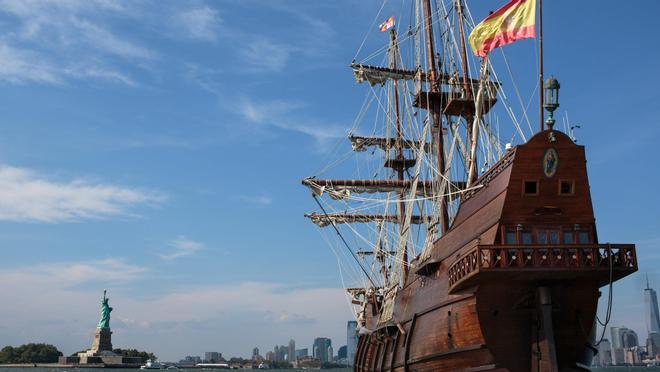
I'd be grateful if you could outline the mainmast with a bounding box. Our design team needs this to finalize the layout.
[422,0,450,235]
[455,0,480,186]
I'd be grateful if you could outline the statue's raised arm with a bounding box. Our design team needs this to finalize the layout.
[97,289,113,329]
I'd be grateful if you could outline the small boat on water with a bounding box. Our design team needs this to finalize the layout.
[140,359,163,369]
[195,363,230,369]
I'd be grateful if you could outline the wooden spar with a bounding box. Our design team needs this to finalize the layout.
[349,135,431,152]
[389,28,409,280]
[466,58,489,187]
[423,0,449,234]
[538,0,544,132]
[350,64,494,87]
[301,178,466,196]
[303,179,434,188]
[304,213,430,226]
[455,0,476,179]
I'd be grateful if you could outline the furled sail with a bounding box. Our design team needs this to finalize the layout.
[302,178,435,200]
[348,135,431,153]
[304,213,429,227]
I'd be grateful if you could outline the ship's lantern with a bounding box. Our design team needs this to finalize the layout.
[543,76,560,130]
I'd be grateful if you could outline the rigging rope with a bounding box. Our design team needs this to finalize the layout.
[313,195,378,288]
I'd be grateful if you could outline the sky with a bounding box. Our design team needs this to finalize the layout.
[0,0,658,362]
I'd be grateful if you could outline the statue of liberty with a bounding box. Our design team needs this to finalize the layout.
[98,290,113,329]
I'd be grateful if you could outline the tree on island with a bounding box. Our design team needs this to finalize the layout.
[112,348,156,362]
[0,343,63,363]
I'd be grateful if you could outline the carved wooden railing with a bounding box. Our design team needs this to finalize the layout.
[448,244,637,292]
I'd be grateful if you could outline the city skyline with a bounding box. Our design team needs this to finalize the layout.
[0,0,658,362]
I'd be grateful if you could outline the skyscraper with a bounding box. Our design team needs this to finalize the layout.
[621,329,639,348]
[252,347,260,361]
[288,339,295,362]
[610,326,638,364]
[647,333,660,358]
[596,339,612,366]
[347,320,358,366]
[610,327,623,349]
[337,345,347,360]
[313,337,332,363]
[645,276,660,334]
[295,348,308,359]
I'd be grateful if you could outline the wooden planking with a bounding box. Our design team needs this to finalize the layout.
[406,297,489,364]
[453,164,512,227]
[502,131,596,227]
[423,191,508,268]
[475,280,600,372]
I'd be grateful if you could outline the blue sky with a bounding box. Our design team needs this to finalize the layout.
[0,0,658,362]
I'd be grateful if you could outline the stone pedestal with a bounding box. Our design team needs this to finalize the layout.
[90,327,113,353]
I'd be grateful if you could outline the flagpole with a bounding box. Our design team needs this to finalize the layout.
[538,0,544,132]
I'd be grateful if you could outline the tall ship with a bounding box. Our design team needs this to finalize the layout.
[302,0,637,371]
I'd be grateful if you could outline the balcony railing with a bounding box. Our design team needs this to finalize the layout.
[447,244,636,293]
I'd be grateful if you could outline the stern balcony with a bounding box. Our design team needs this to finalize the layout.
[447,244,637,294]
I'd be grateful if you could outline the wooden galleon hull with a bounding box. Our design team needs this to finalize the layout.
[353,131,636,371]
[354,279,599,372]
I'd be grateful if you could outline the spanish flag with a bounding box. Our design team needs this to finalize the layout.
[468,0,536,57]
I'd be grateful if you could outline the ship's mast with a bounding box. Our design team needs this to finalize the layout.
[388,28,409,279]
[455,0,471,99]
[455,0,480,186]
[422,0,450,235]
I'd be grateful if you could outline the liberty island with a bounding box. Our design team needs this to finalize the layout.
[57,291,142,368]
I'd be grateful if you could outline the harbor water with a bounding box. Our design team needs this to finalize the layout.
[0,368,657,372]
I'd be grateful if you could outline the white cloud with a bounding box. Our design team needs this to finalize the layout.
[0,258,147,288]
[240,39,294,73]
[159,236,205,260]
[67,66,137,86]
[0,43,61,84]
[237,97,345,143]
[72,18,155,60]
[173,6,220,42]
[0,0,152,60]
[0,0,151,86]
[0,165,164,223]
[0,42,138,86]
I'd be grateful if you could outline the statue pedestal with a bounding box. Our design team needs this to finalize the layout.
[91,328,113,353]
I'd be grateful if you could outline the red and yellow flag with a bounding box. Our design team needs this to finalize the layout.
[468,0,536,57]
